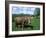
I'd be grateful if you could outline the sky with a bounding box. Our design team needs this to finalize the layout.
[12,6,36,15]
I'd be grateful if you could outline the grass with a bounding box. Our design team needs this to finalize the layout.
[31,17,40,30]
[12,16,40,31]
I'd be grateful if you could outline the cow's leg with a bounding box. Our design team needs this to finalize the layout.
[18,25,20,30]
[22,22,24,31]
[22,25,24,31]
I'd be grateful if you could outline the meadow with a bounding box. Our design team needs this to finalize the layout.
[12,14,40,31]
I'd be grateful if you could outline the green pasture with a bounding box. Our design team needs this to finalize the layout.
[12,16,40,31]
[31,17,40,30]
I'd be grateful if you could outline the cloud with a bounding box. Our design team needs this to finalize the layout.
[12,6,35,15]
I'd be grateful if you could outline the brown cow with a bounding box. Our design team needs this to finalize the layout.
[15,16,31,30]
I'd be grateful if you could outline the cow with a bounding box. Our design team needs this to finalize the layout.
[14,16,31,30]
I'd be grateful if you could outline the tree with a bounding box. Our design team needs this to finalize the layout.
[34,8,40,16]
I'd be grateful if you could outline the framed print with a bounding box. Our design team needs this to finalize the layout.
[5,1,45,37]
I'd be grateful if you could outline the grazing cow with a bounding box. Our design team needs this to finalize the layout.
[15,16,31,30]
